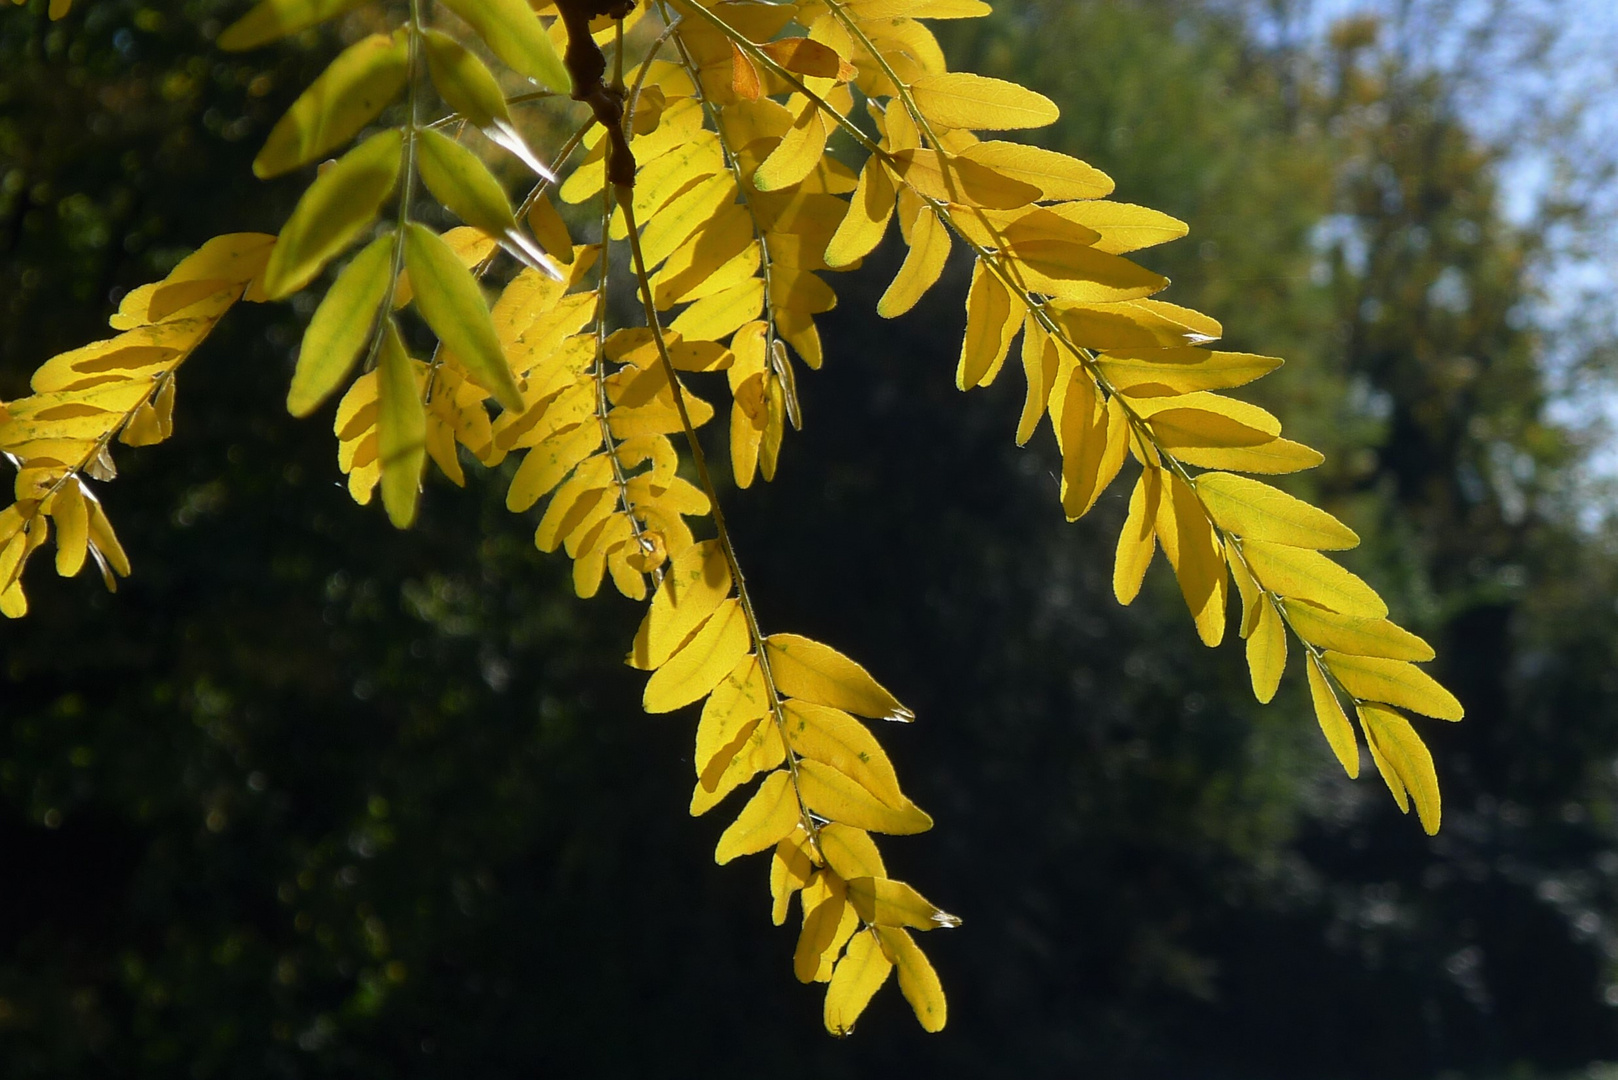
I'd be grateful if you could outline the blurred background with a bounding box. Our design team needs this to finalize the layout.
[5,0,1618,1075]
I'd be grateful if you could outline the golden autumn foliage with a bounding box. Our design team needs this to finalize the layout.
[0,0,1463,1034]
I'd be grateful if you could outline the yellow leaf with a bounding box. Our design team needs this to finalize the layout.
[761,36,855,80]
[1114,467,1159,605]
[755,97,829,192]
[641,180,746,269]
[797,760,932,835]
[818,823,886,881]
[765,633,912,720]
[1135,392,1281,450]
[1283,603,1435,662]
[525,195,574,265]
[846,876,960,931]
[86,497,129,578]
[958,259,1018,390]
[1052,298,1214,351]
[1004,240,1168,304]
[1239,540,1387,619]
[375,323,425,529]
[669,278,766,342]
[1195,472,1359,550]
[218,0,369,51]
[253,32,407,179]
[288,232,392,417]
[876,926,948,1033]
[826,156,896,269]
[1158,471,1226,646]
[886,148,1039,210]
[771,830,816,925]
[1098,348,1283,396]
[957,141,1113,200]
[1229,546,1262,638]
[909,72,1059,130]
[691,719,784,815]
[402,223,524,413]
[1307,655,1360,778]
[437,0,569,92]
[714,768,800,865]
[655,242,761,310]
[632,540,732,670]
[1246,598,1286,704]
[261,128,402,300]
[50,482,88,577]
[796,874,856,983]
[533,457,611,552]
[878,203,950,318]
[1171,437,1324,475]
[1359,704,1441,834]
[644,598,752,713]
[1015,316,1057,445]
[505,423,602,512]
[783,700,906,809]
[1323,652,1464,721]
[824,929,893,1036]
[1046,201,1189,255]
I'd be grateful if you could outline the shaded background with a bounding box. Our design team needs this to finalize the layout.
[4,0,1618,1075]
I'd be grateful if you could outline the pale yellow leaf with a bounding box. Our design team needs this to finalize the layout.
[1283,603,1435,662]
[505,422,602,512]
[755,97,829,192]
[1158,471,1226,646]
[1171,437,1324,475]
[1324,652,1464,721]
[50,482,88,577]
[714,768,799,864]
[1246,598,1286,704]
[1097,348,1283,396]
[826,156,896,269]
[402,223,524,412]
[1114,467,1159,605]
[631,540,732,670]
[1307,655,1360,778]
[1015,316,1057,445]
[1359,703,1441,834]
[1239,540,1388,619]
[1195,472,1359,550]
[818,823,886,881]
[958,259,1019,389]
[958,141,1113,200]
[909,72,1059,131]
[771,830,816,925]
[644,598,751,713]
[1046,201,1189,255]
[878,204,950,318]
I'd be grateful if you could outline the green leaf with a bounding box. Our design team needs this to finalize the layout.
[254,32,409,179]
[437,0,569,92]
[421,28,510,128]
[401,222,524,412]
[288,232,394,417]
[375,321,426,529]
[218,0,370,51]
[417,128,517,237]
[261,128,402,300]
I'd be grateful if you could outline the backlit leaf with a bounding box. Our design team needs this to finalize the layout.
[402,223,524,412]
[1324,652,1464,720]
[1196,472,1360,550]
[909,72,1059,130]
[715,769,799,864]
[261,128,402,299]
[254,32,408,179]
[1307,655,1360,778]
[765,634,912,720]
[288,232,392,417]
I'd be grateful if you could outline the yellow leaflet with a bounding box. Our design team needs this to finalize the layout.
[649,201,753,301]
[375,324,425,529]
[534,456,613,552]
[1052,299,1212,351]
[759,375,787,481]
[878,205,950,318]
[217,0,369,51]
[729,324,769,488]
[571,514,635,599]
[1246,599,1286,704]
[958,259,1018,390]
[1133,392,1281,449]
[616,435,680,487]
[288,232,392,418]
[1004,240,1168,304]
[670,279,767,343]
[1171,437,1325,475]
[121,375,176,447]
[607,385,716,440]
[771,830,817,925]
[877,927,948,1033]
[1283,603,1435,662]
[511,300,597,379]
[654,242,761,310]
[763,35,856,80]
[1229,545,1262,638]
[1195,472,1359,550]
[505,422,603,512]
[645,598,752,714]
[756,97,830,192]
[392,226,499,310]
[797,760,933,835]
[254,32,407,179]
[958,141,1113,201]
[641,178,745,270]
[1046,201,1190,256]
[783,699,906,809]
[819,823,886,881]
[1307,655,1360,778]
[1359,704,1441,834]
[1097,348,1283,396]
[824,929,893,1037]
[1158,471,1227,647]
[1114,467,1159,605]
[714,769,799,865]
[765,633,912,720]
[525,196,573,265]
[608,329,733,373]
[1323,652,1464,721]
[796,874,857,984]
[908,72,1058,131]
[426,364,498,467]
[1015,316,1057,445]
[693,716,785,815]
[50,482,88,578]
[625,475,709,520]
[1240,540,1388,619]
[845,0,990,18]
[494,377,593,454]
[261,128,402,300]
[436,0,569,92]
[1057,386,1127,522]
[846,877,959,932]
[32,337,177,394]
[632,540,733,670]
[696,654,769,781]
[886,148,1039,210]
